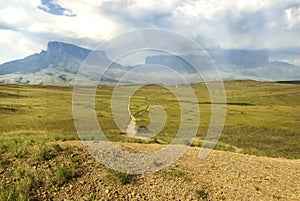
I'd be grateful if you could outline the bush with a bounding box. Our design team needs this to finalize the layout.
[55,165,73,186]
[107,169,135,185]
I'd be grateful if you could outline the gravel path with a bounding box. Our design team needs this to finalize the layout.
[48,141,300,200]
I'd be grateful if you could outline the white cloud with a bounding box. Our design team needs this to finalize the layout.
[28,22,52,32]
[0,0,120,63]
[175,0,276,20]
[0,0,300,64]
[126,0,180,15]
[0,29,44,64]
[171,0,300,50]
[284,6,300,28]
[0,7,28,25]
[62,14,117,39]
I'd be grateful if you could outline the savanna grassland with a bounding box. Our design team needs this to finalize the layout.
[0,80,299,200]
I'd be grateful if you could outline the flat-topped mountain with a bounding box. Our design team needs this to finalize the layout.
[0,41,299,84]
[0,41,90,75]
[46,41,91,60]
[0,42,125,84]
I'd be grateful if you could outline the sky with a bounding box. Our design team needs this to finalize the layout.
[0,0,300,64]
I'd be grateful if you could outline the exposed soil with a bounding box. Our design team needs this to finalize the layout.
[31,141,300,201]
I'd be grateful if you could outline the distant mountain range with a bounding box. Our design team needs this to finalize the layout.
[0,41,299,84]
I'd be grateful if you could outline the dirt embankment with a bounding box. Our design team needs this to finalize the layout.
[36,141,300,200]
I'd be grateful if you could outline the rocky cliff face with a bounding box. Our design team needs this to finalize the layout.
[0,41,299,84]
[0,41,127,84]
[0,42,98,75]
[145,50,270,71]
[47,41,91,60]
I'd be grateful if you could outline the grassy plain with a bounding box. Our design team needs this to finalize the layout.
[0,80,299,158]
[0,80,299,199]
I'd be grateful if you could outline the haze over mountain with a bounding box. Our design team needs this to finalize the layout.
[0,42,127,84]
[0,41,299,84]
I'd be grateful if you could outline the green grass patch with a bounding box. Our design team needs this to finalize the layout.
[106,168,136,185]
[0,81,299,159]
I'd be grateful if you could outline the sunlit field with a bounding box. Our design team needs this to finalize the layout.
[1,80,299,159]
[1,80,300,200]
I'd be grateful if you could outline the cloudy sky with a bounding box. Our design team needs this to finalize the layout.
[0,0,300,64]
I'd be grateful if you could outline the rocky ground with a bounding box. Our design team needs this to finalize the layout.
[31,141,299,200]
